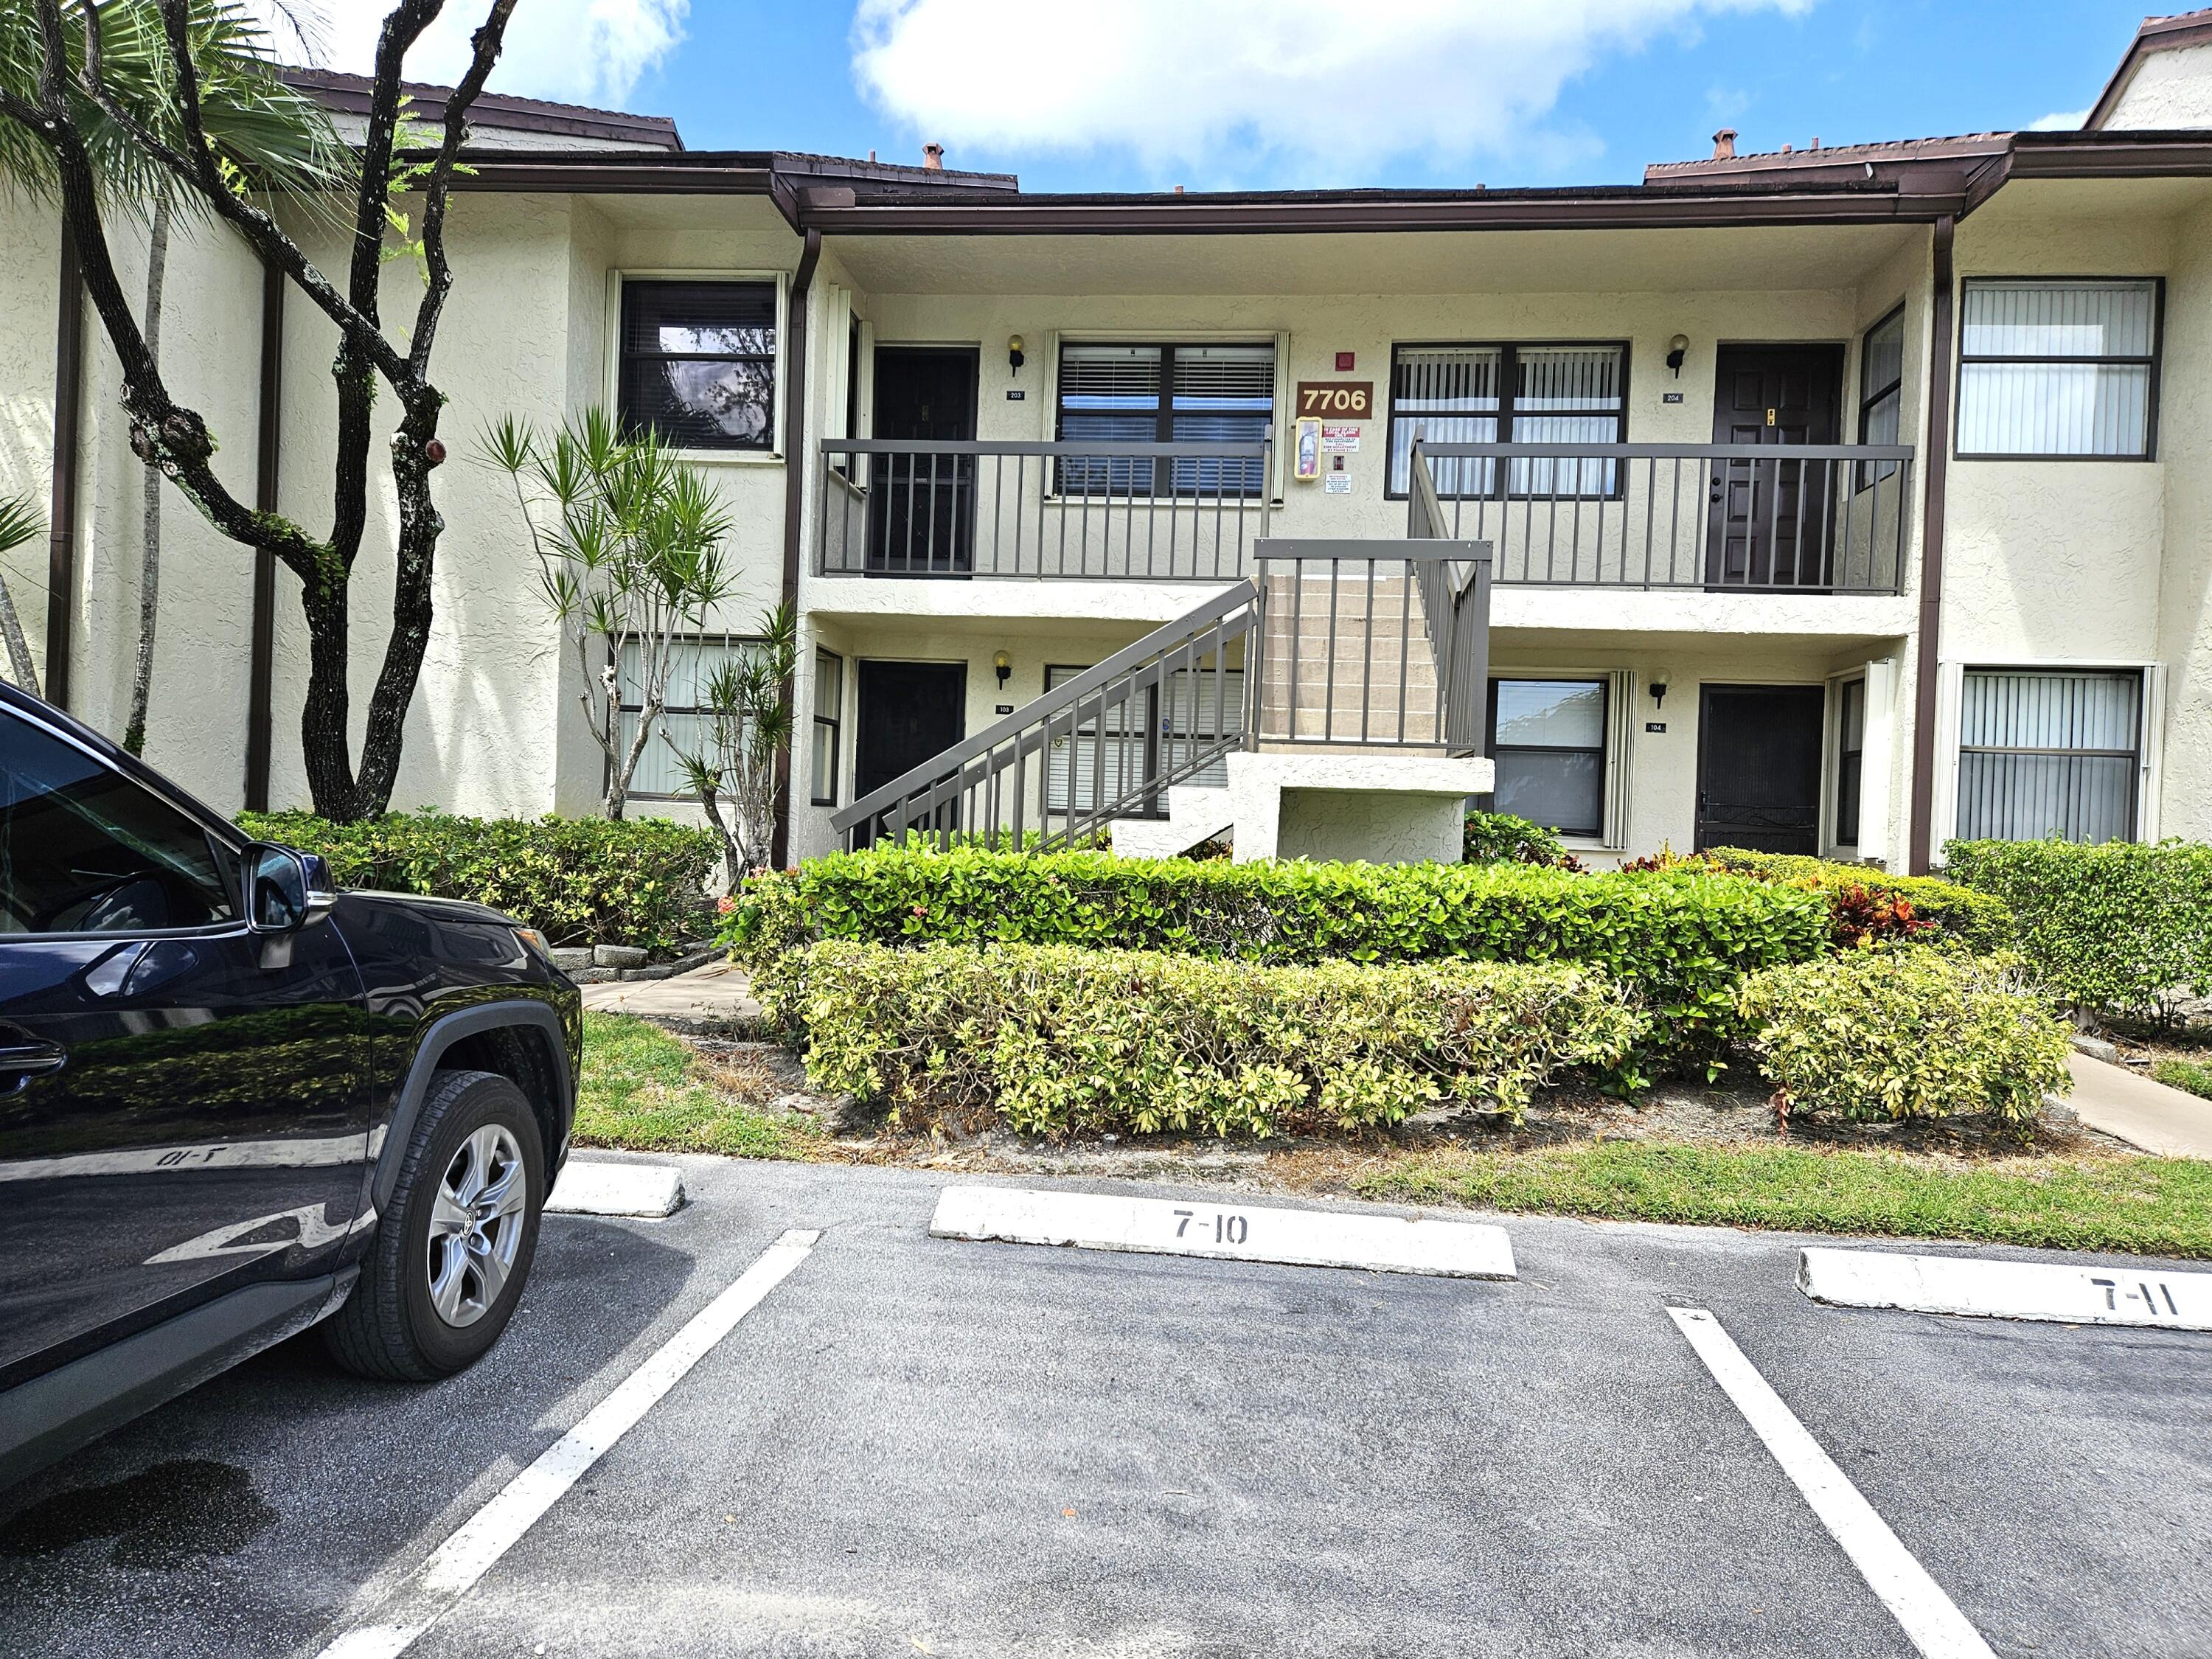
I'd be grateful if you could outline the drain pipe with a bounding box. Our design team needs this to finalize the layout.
[771,226,822,868]
[1906,215,1955,875]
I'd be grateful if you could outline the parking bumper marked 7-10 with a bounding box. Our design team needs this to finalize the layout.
[1798,1248,2212,1331]
[1668,1306,1997,1659]
[310,1228,821,1659]
[928,1185,1517,1279]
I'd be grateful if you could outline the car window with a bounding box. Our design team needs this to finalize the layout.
[0,711,237,933]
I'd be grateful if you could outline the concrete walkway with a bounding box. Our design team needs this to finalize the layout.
[579,958,761,1023]
[2065,1051,2212,1159]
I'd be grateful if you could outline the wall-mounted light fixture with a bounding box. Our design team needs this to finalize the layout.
[993,650,1012,689]
[1007,335,1026,376]
[1649,670,1670,711]
[1666,335,1689,378]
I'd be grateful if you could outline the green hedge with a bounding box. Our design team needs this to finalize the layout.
[768,940,1641,1136]
[1694,847,2014,952]
[1737,952,2071,1133]
[241,810,717,951]
[1463,810,1571,868]
[1942,838,2212,1021]
[725,846,1830,1074]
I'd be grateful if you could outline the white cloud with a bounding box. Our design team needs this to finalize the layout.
[851,0,1815,183]
[260,0,686,108]
[2028,108,2088,131]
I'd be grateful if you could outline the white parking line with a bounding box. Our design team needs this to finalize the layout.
[1668,1307,1995,1659]
[312,1228,821,1659]
[1799,1248,2212,1330]
[930,1185,1516,1279]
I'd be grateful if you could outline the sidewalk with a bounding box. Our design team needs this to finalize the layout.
[2065,1051,2212,1160]
[580,959,761,1024]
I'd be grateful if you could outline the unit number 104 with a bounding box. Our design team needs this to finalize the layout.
[1174,1208,1249,1245]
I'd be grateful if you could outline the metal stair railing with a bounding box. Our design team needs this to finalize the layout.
[829,580,1260,852]
[1407,440,1492,757]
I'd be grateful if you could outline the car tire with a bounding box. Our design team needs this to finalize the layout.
[324,1069,546,1382]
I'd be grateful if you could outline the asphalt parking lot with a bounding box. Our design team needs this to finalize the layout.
[3,1157,2208,1658]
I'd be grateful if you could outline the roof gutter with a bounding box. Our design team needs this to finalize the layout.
[1959,131,2212,216]
[1907,215,1955,876]
[771,226,822,867]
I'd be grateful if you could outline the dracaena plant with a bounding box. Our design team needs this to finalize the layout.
[483,409,739,820]
[669,602,798,894]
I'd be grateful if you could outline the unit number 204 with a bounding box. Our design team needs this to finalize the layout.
[1174,1208,1249,1245]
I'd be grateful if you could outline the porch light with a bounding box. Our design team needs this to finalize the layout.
[1008,335,1026,375]
[1649,671,1670,710]
[994,650,1012,689]
[1666,335,1689,377]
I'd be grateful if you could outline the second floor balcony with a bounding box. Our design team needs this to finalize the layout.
[813,435,1916,597]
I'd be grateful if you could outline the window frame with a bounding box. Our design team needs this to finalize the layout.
[1481,675,1610,841]
[1384,339,1632,502]
[607,269,789,463]
[1854,302,1906,493]
[811,647,844,808]
[1051,338,1279,500]
[1953,664,2146,844]
[1833,675,1866,848]
[1952,276,2163,463]
[608,631,768,804]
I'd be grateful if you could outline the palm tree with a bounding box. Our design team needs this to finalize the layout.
[0,494,44,695]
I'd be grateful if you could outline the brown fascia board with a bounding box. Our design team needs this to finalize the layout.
[791,176,1964,235]
[2084,10,2212,131]
[283,67,684,150]
[1959,128,2212,215]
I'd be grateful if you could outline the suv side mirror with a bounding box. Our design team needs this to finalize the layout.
[245,843,335,933]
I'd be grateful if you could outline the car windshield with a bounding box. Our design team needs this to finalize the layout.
[0,713,236,933]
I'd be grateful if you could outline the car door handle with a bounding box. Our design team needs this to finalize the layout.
[0,1039,66,1076]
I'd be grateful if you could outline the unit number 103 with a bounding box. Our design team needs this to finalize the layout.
[1174,1208,1249,1245]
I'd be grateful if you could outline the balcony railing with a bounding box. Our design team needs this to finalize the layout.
[815,438,1270,582]
[1411,441,1916,594]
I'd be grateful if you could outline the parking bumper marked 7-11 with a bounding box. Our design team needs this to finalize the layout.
[928,1185,1517,1279]
[1798,1248,2212,1331]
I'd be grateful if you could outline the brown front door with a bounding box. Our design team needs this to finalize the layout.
[1707,345,1843,588]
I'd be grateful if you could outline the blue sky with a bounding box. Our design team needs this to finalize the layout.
[314,1,2168,193]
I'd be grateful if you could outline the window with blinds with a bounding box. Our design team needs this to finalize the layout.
[1956,280,2159,459]
[1043,663,1244,813]
[1856,305,1905,489]
[617,280,778,451]
[1484,678,1608,838]
[1956,668,2140,844]
[1387,343,1626,499]
[1054,342,1274,497]
[614,636,759,799]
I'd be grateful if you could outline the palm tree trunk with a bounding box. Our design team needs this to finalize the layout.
[122,187,170,756]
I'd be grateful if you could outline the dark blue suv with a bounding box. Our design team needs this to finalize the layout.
[0,684,581,1486]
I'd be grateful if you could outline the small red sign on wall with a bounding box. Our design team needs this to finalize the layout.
[1335,351,1356,372]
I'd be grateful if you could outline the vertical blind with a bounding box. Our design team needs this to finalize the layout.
[1054,343,1274,496]
[1043,664,1244,811]
[1956,668,2140,844]
[1486,678,1607,839]
[1857,308,1905,486]
[1956,280,2156,457]
[616,637,752,798]
[812,649,843,806]
[1388,344,1624,498]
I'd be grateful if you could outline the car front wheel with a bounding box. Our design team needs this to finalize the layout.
[324,1069,546,1381]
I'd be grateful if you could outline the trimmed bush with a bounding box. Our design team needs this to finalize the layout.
[1463,810,1575,869]
[1943,838,2212,1022]
[1736,952,2072,1133]
[768,940,1643,1136]
[725,846,1830,1075]
[1694,846,2014,953]
[241,809,717,950]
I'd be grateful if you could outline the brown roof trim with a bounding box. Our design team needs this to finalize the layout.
[790,176,1969,235]
[1960,127,2212,214]
[1646,132,2011,184]
[283,66,684,150]
[2085,8,2212,131]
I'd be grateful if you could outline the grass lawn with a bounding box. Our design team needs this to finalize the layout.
[574,1011,821,1161]
[1350,1139,2212,1259]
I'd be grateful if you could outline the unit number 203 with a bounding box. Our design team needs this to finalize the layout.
[1174,1208,1250,1245]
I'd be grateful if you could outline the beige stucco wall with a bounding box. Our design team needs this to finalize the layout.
[0,192,60,690]
[2156,196,2212,838]
[2098,41,2212,130]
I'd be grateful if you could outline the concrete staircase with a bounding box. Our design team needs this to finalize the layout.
[1109,785,1235,858]
[1254,568,1443,750]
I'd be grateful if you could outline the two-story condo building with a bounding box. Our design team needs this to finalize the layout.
[7,12,2212,872]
